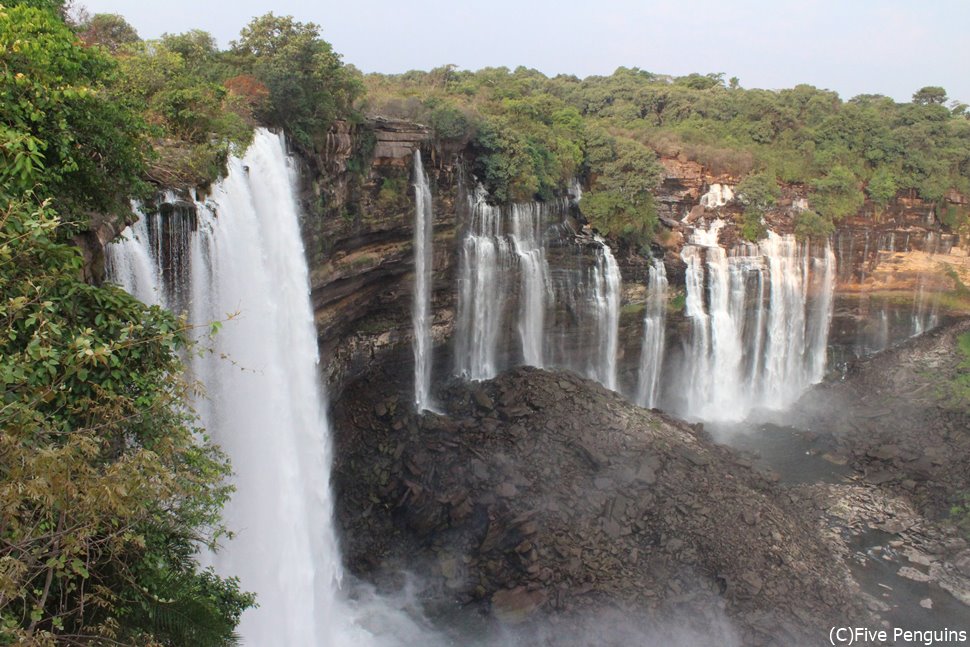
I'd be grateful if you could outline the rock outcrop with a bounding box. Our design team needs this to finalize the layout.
[794,317,970,516]
[332,361,869,646]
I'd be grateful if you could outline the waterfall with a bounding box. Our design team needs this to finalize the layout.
[808,242,836,381]
[912,233,942,336]
[591,237,621,390]
[106,129,340,646]
[679,222,835,422]
[511,203,549,368]
[454,188,514,380]
[635,258,668,408]
[699,183,734,208]
[454,188,622,391]
[759,233,809,408]
[104,212,160,306]
[680,225,717,418]
[412,152,435,411]
[569,177,583,204]
[912,281,940,336]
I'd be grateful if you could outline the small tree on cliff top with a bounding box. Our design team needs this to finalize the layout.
[912,86,948,106]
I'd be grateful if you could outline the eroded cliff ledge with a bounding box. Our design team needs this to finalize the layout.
[292,119,968,395]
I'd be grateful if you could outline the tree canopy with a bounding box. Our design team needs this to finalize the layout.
[1,3,254,643]
[229,13,362,149]
[363,65,970,241]
[0,2,147,223]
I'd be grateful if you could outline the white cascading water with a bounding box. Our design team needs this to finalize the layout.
[454,188,621,391]
[590,236,621,390]
[680,225,717,418]
[636,258,668,409]
[104,212,160,306]
[912,280,940,336]
[511,203,550,368]
[106,129,340,646]
[912,232,942,336]
[679,221,835,422]
[699,183,734,209]
[808,241,836,382]
[411,152,435,411]
[455,187,513,380]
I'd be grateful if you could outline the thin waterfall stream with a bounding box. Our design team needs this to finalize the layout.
[412,151,435,412]
[636,258,668,409]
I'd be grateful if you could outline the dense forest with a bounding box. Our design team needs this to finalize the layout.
[2,0,970,643]
[42,4,970,249]
[0,2,260,644]
[364,67,970,245]
[33,5,970,248]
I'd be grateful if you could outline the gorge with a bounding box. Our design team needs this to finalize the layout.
[101,119,970,646]
[8,6,970,642]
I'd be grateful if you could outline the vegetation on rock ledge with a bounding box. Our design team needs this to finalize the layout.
[364,67,970,243]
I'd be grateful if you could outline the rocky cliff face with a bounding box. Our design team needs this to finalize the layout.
[74,211,130,285]
[828,192,968,361]
[92,122,966,393]
[617,158,969,374]
[282,118,968,395]
[295,118,464,391]
[332,363,868,645]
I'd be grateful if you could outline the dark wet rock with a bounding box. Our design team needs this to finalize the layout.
[333,365,869,646]
[867,470,899,485]
[496,482,518,498]
[676,445,711,467]
[491,586,547,623]
[473,388,495,411]
[741,571,764,595]
[867,444,901,461]
[878,518,911,534]
[634,462,657,485]
[898,566,933,583]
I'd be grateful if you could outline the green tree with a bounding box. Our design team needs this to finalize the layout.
[109,33,253,187]
[810,164,864,221]
[160,29,220,74]
[581,137,662,245]
[0,2,147,222]
[736,170,780,240]
[736,170,780,213]
[866,166,898,207]
[77,13,140,52]
[230,13,361,148]
[793,208,835,239]
[912,86,948,106]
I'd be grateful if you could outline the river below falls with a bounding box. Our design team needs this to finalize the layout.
[711,419,970,637]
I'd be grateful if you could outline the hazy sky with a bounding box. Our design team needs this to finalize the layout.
[77,0,969,104]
